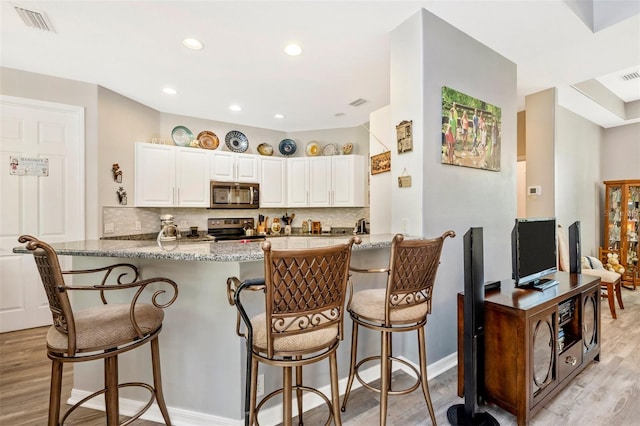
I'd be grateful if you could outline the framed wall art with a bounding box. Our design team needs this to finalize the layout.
[396,120,413,153]
[441,86,501,171]
[371,151,391,175]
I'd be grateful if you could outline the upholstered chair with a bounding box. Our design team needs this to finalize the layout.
[556,226,623,318]
[18,235,178,426]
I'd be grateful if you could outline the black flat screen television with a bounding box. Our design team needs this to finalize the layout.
[511,217,559,291]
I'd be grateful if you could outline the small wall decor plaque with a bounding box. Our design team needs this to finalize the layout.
[396,120,413,154]
[398,168,412,188]
[371,151,391,175]
[112,163,122,182]
[9,156,49,176]
[117,186,127,205]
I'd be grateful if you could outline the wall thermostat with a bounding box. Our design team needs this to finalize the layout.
[527,186,542,196]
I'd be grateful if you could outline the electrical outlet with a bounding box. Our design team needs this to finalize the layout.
[256,374,264,397]
[135,221,142,231]
[104,223,114,234]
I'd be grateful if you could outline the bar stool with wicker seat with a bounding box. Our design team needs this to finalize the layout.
[18,235,178,426]
[227,236,360,426]
[340,232,455,426]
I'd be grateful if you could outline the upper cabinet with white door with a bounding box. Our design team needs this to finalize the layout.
[134,143,209,207]
[259,156,287,207]
[287,155,366,208]
[210,151,259,183]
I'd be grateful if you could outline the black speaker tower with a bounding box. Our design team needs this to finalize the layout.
[568,221,581,274]
[447,227,499,425]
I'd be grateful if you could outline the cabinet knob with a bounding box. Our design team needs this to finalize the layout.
[565,356,577,366]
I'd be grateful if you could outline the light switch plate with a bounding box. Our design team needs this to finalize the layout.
[104,223,115,234]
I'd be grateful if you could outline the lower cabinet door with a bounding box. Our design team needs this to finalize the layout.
[530,306,557,407]
[582,288,599,356]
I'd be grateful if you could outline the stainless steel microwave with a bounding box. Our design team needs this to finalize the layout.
[210,181,260,209]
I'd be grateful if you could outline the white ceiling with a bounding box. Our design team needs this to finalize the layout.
[2,0,639,132]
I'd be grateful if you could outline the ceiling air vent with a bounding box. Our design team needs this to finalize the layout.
[14,5,56,32]
[349,98,367,107]
[620,71,640,82]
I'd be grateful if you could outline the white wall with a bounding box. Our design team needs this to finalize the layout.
[388,9,517,363]
[368,106,392,234]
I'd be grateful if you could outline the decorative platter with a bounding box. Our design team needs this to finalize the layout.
[171,126,194,147]
[225,130,249,153]
[279,139,297,156]
[322,143,338,156]
[197,131,219,150]
[342,142,353,155]
[305,141,320,156]
[257,143,274,156]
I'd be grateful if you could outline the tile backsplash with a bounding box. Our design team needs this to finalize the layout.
[102,206,369,237]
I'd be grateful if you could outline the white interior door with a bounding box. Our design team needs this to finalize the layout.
[0,96,84,332]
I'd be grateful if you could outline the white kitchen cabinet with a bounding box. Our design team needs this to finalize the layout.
[135,143,176,207]
[286,155,366,208]
[331,155,365,207]
[259,156,287,207]
[287,157,311,208]
[210,151,259,183]
[134,143,209,207]
[175,147,209,207]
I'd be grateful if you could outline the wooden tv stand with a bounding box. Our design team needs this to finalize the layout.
[457,272,601,425]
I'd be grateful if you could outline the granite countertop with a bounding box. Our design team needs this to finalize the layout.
[13,234,397,263]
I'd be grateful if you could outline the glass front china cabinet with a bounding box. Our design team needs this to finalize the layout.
[604,179,640,288]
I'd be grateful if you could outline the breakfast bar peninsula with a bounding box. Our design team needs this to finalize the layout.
[15,234,396,425]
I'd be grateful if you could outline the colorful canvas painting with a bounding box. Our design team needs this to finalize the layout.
[441,87,501,171]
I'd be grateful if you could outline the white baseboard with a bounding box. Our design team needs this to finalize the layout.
[68,390,243,426]
[69,353,457,426]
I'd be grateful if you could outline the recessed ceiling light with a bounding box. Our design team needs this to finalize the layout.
[182,38,203,50]
[229,104,242,112]
[274,114,285,119]
[163,87,177,95]
[284,43,302,56]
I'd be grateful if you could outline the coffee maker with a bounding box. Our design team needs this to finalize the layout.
[355,218,369,234]
[158,214,180,241]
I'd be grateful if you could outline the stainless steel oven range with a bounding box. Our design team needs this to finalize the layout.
[207,217,266,242]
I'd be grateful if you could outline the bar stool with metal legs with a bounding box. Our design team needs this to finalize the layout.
[340,232,455,426]
[18,235,178,426]
[227,237,360,426]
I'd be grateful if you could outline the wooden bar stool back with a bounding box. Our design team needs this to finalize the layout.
[227,237,360,426]
[341,232,455,426]
[18,235,178,426]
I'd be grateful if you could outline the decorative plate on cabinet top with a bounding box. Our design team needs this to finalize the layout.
[225,130,249,153]
[342,142,353,155]
[197,131,219,150]
[305,141,320,156]
[257,143,274,156]
[171,126,194,147]
[279,139,297,156]
[322,143,338,156]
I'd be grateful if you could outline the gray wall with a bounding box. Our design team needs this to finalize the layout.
[602,122,640,181]
[388,9,517,364]
[554,105,603,256]
[97,86,160,209]
[525,88,557,218]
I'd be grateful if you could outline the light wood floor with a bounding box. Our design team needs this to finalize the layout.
[1,288,639,425]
